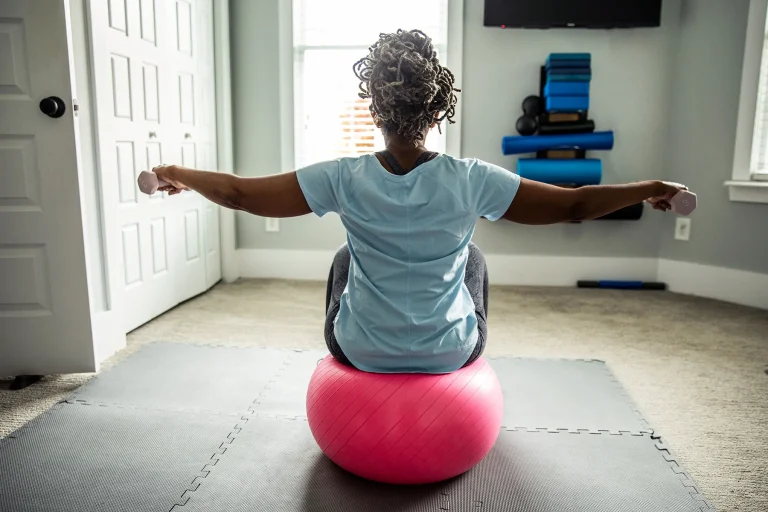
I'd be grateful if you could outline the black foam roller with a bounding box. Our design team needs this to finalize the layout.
[538,120,596,135]
[595,203,644,221]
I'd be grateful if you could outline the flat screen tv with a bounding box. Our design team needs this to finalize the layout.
[484,0,663,29]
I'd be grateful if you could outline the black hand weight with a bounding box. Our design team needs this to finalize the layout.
[515,115,538,136]
[522,95,542,117]
[516,95,542,136]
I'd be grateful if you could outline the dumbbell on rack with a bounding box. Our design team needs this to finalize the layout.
[515,95,542,136]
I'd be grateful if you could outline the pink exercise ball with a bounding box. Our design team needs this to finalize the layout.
[306,355,503,485]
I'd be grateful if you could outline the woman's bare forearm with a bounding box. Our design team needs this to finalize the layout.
[571,180,664,220]
[169,167,244,210]
[504,178,675,225]
[163,166,312,218]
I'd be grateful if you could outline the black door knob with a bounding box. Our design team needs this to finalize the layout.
[39,96,66,118]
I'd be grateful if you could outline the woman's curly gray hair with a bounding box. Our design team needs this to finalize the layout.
[353,29,460,145]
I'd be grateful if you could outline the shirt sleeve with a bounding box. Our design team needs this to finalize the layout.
[470,159,521,221]
[295,159,341,217]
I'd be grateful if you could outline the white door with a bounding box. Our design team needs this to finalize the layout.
[88,0,221,333]
[0,1,97,375]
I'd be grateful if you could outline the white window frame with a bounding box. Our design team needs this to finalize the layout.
[277,0,464,173]
[728,0,768,203]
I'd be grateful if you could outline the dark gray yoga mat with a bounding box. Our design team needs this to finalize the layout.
[0,343,713,512]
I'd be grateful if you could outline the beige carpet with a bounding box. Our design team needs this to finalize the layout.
[1,279,767,511]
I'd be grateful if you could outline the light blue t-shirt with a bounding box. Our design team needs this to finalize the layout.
[296,153,520,374]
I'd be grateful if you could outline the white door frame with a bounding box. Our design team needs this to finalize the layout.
[213,0,238,283]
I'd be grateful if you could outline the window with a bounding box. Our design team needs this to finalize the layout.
[729,0,768,202]
[292,0,451,169]
[749,12,768,180]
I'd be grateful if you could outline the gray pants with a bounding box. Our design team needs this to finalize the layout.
[324,243,489,369]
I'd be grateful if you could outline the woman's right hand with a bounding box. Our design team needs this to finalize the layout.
[646,181,688,212]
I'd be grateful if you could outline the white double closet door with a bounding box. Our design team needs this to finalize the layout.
[89,0,221,332]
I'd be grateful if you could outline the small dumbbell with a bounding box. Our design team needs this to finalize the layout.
[516,95,542,136]
[670,190,697,215]
[137,171,168,195]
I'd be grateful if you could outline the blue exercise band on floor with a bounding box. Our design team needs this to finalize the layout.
[577,281,668,290]
[502,131,614,155]
[517,158,602,186]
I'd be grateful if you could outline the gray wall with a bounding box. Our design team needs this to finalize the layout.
[658,0,768,274]
[463,0,681,256]
[231,0,683,257]
[230,0,346,250]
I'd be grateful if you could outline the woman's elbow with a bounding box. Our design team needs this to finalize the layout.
[220,180,248,212]
[568,199,588,222]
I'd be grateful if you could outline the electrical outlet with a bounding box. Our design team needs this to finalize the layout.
[265,218,279,232]
[674,217,691,241]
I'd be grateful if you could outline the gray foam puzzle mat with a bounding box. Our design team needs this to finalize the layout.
[488,357,651,434]
[68,343,290,414]
[251,350,651,433]
[0,401,243,512]
[0,342,713,512]
[253,349,323,418]
[178,416,712,512]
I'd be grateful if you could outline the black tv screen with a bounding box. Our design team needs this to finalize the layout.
[484,0,663,29]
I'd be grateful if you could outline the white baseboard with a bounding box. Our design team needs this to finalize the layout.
[658,259,768,310]
[238,249,658,287]
[483,255,659,286]
[239,249,338,281]
[238,250,768,309]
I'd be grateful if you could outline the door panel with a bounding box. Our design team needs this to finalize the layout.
[139,0,157,44]
[0,1,96,375]
[89,0,220,333]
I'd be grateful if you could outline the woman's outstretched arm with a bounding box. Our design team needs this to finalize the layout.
[502,178,686,225]
[152,165,312,218]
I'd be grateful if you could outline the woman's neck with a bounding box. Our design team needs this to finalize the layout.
[383,134,429,165]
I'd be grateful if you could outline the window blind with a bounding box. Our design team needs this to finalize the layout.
[294,0,448,48]
[293,0,449,168]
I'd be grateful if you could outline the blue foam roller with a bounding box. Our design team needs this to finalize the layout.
[544,82,590,96]
[516,158,602,185]
[546,60,591,70]
[502,131,614,155]
[546,96,590,112]
[548,74,592,82]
